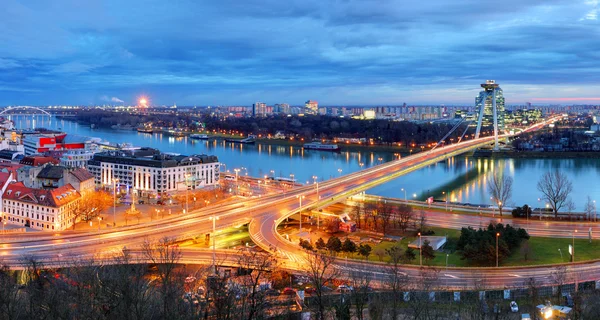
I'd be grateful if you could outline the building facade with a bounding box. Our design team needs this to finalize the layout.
[305,100,318,114]
[87,148,220,197]
[2,182,81,231]
[252,102,267,117]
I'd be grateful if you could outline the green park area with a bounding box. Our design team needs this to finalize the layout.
[338,226,600,268]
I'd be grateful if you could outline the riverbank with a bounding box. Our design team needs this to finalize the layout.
[474,149,600,158]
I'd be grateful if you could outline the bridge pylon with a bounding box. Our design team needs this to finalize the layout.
[474,80,500,150]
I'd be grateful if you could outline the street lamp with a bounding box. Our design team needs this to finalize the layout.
[296,195,305,232]
[112,178,119,226]
[338,168,342,177]
[234,169,240,195]
[184,174,190,214]
[418,232,422,266]
[400,188,407,202]
[572,230,577,262]
[270,169,275,178]
[359,162,364,169]
[209,216,220,275]
[496,232,500,267]
[312,176,319,200]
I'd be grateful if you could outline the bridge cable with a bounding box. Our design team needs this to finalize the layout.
[431,118,464,151]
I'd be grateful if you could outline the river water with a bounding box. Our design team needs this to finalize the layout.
[11,115,600,210]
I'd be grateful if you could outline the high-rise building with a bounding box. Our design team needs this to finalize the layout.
[305,100,318,114]
[475,80,505,129]
[252,102,267,117]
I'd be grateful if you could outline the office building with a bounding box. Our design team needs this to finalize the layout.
[305,100,318,114]
[87,148,220,197]
[252,102,267,117]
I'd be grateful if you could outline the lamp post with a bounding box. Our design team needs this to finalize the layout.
[401,188,407,202]
[312,176,319,200]
[359,162,364,169]
[594,200,597,222]
[209,216,219,275]
[184,174,189,214]
[496,232,500,267]
[296,195,305,232]
[572,230,577,262]
[112,179,119,226]
[443,191,448,210]
[338,168,342,177]
[234,169,240,195]
[418,232,422,266]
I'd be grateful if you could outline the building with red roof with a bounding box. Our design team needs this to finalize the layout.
[19,156,60,166]
[3,182,80,231]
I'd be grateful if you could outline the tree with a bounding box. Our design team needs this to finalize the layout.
[315,237,326,250]
[421,240,436,263]
[299,239,314,251]
[341,238,357,255]
[350,204,364,229]
[585,195,596,222]
[378,201,395,235]
[537,170,573,218]
[326,236,342,254]
[415,210,428,233]
[487,170,513,217]
[357,244,372,260]
[386,244,409,320]
[520,240,533,261]
[141,237,183,319]
[303,252,341,320]
[235,248,279,320]
[73,190,113,229]
[397,204,413,232]
[349,271,371,320]
[402,247,417,263]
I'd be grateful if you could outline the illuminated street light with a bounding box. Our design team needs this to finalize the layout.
[418,232,422,266]
[112,178,119,226]
[209,216,220,275]
[296,195,305,232]
[496,232,500,267]
[400,188,407,202]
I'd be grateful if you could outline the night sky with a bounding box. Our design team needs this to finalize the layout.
[1,0,600,106]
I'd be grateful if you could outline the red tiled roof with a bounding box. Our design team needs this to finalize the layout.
[0,163,24,177]
[0,172,12,187]
[69,168,94,182]
[19,156,60,166]
[3,182,80,207]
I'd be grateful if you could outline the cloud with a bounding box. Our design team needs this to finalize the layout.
[100,95,124,104]
[0,0,598,105]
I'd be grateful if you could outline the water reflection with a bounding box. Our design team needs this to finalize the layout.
[8,115,600,210]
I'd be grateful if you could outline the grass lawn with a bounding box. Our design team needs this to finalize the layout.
[345,227,600,268]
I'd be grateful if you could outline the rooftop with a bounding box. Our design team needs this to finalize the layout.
[3,182,80,207]
[89,147,219,168]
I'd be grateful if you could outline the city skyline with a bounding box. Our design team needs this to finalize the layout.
[2,1,600,106]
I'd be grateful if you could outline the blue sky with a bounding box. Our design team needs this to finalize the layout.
[1,0,600,106]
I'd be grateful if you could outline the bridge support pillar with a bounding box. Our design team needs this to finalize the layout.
[474,80,500,151]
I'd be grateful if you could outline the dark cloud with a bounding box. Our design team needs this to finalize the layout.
[0,0,598,105]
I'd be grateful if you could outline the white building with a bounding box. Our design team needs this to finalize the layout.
[86,148,220,197]
[2,182,81,231]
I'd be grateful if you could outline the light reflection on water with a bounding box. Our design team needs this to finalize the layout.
[9,115,600,210]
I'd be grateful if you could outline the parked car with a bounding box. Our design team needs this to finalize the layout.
[337,284,354,292]
[304,287,315,294]
[510,301,519,312]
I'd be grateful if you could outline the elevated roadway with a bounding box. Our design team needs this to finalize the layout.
[1,116,581,290]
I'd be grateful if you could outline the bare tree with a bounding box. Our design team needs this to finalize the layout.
[386,245,410,320]
[0,264,24,320]
[584,195,595,222]
[487,170,513,217]
[303,252,341,320]
[142,237,184,319]
[351,204,364,229]
[397,203,413,233]
[378,200,395,235]
[235,248,279,320]
[537,170,573,218]
[349,270,372,320]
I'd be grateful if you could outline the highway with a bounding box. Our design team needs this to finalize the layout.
[1,116,581,290]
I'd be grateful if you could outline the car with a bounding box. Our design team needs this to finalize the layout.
[304,287,316,294]
[510,301,519,312]
[282,287,296,295]
[337,284,354,292]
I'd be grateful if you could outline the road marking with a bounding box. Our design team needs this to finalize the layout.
[444,274,459,279]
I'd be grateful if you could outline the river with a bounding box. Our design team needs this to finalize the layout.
[11,115,600,210]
